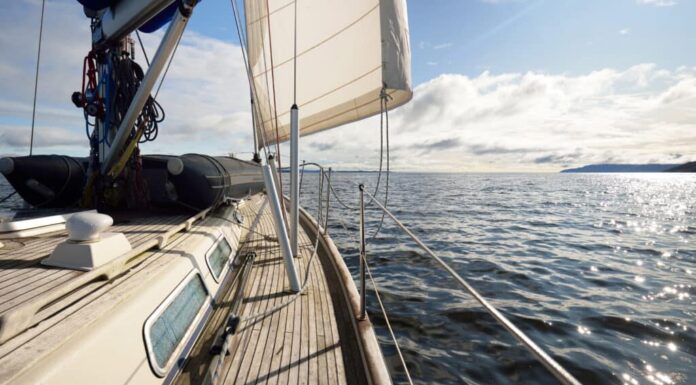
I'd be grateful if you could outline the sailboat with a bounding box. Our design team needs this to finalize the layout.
[0,0,409,384]
[0,1,583,384]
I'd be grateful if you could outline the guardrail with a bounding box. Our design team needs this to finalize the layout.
[356,184,582,385]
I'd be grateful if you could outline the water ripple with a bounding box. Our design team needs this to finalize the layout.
[300,173,696,385]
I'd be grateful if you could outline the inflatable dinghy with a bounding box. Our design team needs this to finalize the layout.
[0,154,264,210]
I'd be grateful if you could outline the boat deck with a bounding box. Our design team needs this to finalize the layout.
[0,195,385,385]
[0,212,189,319]
[175,196,368,385]
[224,198,366,385]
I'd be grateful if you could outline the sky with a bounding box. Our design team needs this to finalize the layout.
[1,0,695,172]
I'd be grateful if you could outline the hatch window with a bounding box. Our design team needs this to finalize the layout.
[206,235,233,281]
[145,272,209,376]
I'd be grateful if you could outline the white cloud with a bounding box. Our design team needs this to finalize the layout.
[619,28,630,35]
[0,0,250,158]
[0,124,83,148]
[297,65,696,172]
[636,0,677,6]
[433,42,453,50]
[1,1,694,172]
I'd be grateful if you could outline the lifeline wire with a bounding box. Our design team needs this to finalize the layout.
[361,189,583,385]
[312,92,391,214]
[29,0,46,156]
[240,171,330,324]
[361,254,414,385]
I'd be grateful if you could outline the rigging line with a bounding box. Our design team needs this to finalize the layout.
[256,21,276,157]
[303,98,387,212]
[210,215,278,243]
[134,30,151,67]
[253,2,277,156]
[298,162,380,215]
[241,173,329,324]
[360,189,583,385]
[230,0,268,158]
[29,0,46,156]
[298,161,356,211]
[263,0,285,201]
[362,254,415,385]
[371,95,390,238]
[154,30,184,99]
[293,0,297,105]
[364,91,385,206]
[0,191,17,204]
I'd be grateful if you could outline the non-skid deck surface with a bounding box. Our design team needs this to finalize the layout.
[0,212,189,317]
[215,197,362,385]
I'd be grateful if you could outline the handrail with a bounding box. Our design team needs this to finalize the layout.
[358,186,583,385]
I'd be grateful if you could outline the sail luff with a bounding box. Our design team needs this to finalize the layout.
[244,0,412,148]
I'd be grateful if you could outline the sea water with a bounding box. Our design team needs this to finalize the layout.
[2,173,694,384]
[297,172,695,385]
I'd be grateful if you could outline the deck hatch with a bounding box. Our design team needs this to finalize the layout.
[206,235,233,281]
[144,272,209,376]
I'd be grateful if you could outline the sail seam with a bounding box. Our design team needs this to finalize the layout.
[246,0,294,25]
[261,88,398,145]
[251,3,379,80]
[300,89,396,132]
[259,64,381,126]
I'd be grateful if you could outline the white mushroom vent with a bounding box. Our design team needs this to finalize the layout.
[42,213,132,271]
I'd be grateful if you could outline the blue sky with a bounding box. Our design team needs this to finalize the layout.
[1,0,695,171]
[186,0,696,84]
[408,0,696,82]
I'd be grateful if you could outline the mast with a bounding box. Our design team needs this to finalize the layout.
[289,0,299,256]
[99,1,194,174]
[289,104,299,255]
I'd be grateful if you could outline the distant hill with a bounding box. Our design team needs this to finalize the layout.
[561,164,679,173]
[666,162,696,172]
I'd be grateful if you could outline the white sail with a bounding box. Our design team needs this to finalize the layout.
[244,0,412,147]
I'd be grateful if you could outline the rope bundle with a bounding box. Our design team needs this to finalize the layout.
[109,52,164,143]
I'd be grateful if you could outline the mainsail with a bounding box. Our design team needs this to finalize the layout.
[244,0,412,147]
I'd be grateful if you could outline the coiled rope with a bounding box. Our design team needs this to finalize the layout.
[110,52,165,143]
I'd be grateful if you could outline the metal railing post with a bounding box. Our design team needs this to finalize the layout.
[262,164,301,293]
[359,184,367,320]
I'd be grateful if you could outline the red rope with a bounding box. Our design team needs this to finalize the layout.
[81,51,102,117]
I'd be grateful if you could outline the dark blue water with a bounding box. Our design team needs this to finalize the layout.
[2,173,694,384]
[297,172,695,385]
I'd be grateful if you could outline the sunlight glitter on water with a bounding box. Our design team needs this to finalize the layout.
[5,172,693,385]
[299,172,696,384]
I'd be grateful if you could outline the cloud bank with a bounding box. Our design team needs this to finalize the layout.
[637,0,677,7]
[300,64,696,171]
